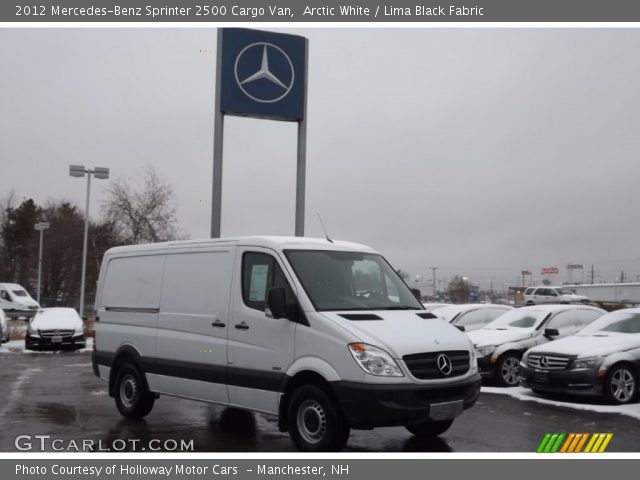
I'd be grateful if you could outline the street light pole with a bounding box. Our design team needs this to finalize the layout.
[429,266,439,297]
[70,165,109,317]
[34,222,50,305]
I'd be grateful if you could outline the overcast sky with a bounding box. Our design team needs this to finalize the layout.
[1,28,639,289]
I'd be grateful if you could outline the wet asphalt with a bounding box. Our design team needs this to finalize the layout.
[1,350,639,452]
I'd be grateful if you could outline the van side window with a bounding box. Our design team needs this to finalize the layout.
[0,290,8,300]
[242,252,293,312]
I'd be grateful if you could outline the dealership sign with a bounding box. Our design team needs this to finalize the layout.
[219,28,307,121]
[541,267,559,275]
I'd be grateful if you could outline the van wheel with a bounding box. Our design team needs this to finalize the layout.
[288,384,350,452]
[406,419,453,437]
[495,353,521,387]
[114,364,155,419]
[604,365,638,405]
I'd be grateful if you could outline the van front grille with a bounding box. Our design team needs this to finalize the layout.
[403,350,470,379]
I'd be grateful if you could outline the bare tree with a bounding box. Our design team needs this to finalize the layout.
[101,165,180,244]
[447,275,470,304]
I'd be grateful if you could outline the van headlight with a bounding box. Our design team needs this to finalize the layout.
[475,345,495,357]
[348,343,403,377]
[572,357,601,370]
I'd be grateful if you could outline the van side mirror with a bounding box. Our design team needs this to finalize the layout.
[544,328,559,337]
[266,287,288,319]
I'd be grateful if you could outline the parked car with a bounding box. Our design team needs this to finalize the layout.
[25,308,86,351]
[0,308,9,343]
[92,236,481,451]
[467,304,605,387]
[520,307,640,404]
[431,304,514,332]
[0,283,39,317]
[523,286,589,306]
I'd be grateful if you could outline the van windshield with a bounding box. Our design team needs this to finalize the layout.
[284,250,423,312]
[12,290,27,297]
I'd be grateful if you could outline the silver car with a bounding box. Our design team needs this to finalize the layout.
[467,305,605,387]
[521,307,640,404]
[0,309,9,343]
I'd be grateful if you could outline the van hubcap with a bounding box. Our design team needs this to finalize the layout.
[611,369,635,402]
[120,375,138,408]
[501,357,520,386]
[297,400,327,444]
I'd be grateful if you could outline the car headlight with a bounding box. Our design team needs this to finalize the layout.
[74,328,84,337]
[475,345,496,357]
[348,343,403,377]
[572,356,601,370]
[28,326,39,337]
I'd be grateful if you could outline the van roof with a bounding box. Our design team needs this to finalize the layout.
[105,236,378,256]
[0,283,26,290]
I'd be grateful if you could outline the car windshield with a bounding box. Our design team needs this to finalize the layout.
[12,290,27,297]
[483,309,550,329]
[284,250,423,311]
[578,312,640,335]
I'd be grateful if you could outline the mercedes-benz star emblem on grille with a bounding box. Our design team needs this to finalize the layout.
[53,331,60,336]
[436,353,453,376]
[234,42,295,104]
[540,356,548,368]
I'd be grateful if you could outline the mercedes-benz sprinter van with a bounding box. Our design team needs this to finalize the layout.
[92,237,480,451]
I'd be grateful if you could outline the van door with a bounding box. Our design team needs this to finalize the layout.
[227,248,297,414]
[154,247,235,404]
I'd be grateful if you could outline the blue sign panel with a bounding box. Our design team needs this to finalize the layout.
[220,28,307,122]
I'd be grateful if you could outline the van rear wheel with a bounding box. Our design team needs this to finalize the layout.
[406,419,453,437]
[287,384,350,452]
[114,364,155,419]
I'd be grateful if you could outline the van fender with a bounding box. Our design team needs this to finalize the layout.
[285,356,341,382]
[108,343,149,397]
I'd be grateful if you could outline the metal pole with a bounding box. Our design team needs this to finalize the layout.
[295,37,309,237]
[211,28,224,238]
[79,171,91,317]
[37,229,43,304]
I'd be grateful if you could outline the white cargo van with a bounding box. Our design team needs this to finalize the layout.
[92,237,480,451]
[0,283,39,316]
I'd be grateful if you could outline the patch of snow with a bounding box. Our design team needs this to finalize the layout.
[482,386,640,421]
[0,338,93,354]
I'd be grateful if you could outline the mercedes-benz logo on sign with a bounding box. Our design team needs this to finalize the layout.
[540,356,548,368]
[234,42,295,104]
[436,353,453,376]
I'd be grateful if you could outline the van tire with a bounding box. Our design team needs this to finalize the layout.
[114,364,155,419]
[406,419,453,437]
[287,384,350,452]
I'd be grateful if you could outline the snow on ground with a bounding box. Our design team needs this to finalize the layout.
[0,338,93,354]
[482,386,640,421]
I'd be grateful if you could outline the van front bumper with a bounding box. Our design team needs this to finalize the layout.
[331,373,482,429]
[519,365,603,396]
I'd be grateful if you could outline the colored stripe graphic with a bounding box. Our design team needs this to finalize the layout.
[538,433,613,453]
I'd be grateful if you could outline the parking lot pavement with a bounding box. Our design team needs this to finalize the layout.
[1,350,639,452]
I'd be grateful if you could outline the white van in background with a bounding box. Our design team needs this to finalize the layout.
[0,283,39,316]
[92,236,481,451]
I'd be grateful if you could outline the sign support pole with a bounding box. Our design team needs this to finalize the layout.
[211,28,224,239]
[295,38,309,237]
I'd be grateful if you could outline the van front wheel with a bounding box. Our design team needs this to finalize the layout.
[114,364,155,419]
[406,419,453,437]
[288,384,350,452]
